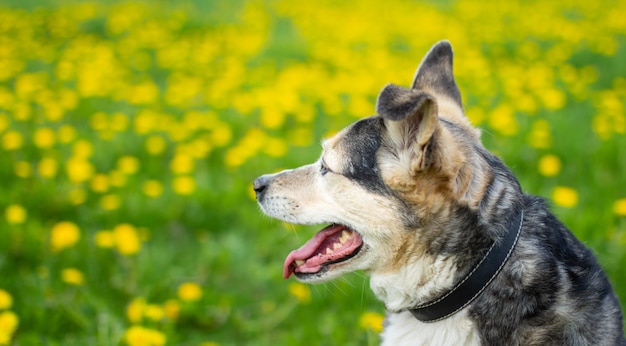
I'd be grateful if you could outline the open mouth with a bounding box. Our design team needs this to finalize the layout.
[283,224,364,279]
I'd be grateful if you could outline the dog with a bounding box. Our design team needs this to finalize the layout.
[253,41,626,345]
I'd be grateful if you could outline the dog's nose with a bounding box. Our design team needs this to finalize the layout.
[253,175,270,199]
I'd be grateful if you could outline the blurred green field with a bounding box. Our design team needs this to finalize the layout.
[0,0,625,345]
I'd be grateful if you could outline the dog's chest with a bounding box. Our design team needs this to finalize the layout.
[381,310,481,346]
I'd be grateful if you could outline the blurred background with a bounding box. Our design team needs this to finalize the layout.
[0,0,625,345]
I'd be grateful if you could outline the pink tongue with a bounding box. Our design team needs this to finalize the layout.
[283,224,362,279]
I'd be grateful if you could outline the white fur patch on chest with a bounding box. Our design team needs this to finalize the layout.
[381,310,480,346]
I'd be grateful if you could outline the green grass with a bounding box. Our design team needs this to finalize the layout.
[0,0,625,345]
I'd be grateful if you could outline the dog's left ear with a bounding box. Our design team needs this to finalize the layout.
[411,40,462,109]
[376,84,439,172]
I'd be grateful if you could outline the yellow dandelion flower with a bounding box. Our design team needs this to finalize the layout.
[50,221,81,252]
[43,98,63,118]
[89,112,109,131]
[294,104,315,123]
[126,298,146,323]
[144,304,164,322]
[240,128,266,153]
[100,194,121,210]
[168,123,189,142]
[188,138,211,159]
[94,230,115,248]
[0,290,12,310]
[348,95,373,117]
[33,127,56,149]
[539,88,566,110]
[90,173,110,193]
[613,198,626,216]
[170,153,194,174]
[65,157,95,184]
[210,123,232,147]
[263,138,287,157]
[5,205,27,225]
[128,81,159,105]
[113,224,141,255]
[43,103,63,123]
[118,156,140,175]
[0,311,18,344]
[72,139,93,158]
[260,109,285,129]
[15,72,45,99]
[38,157,58,178]
[172,176,196,195]
[514,93,538,115]
[177,282,202,302]
[0,59,20,82]
[145,135,166,155]
[488,104,518,137]
[107,5,141,34]
[124,325,166,346]
[2,131,23,151]
[224,147,246,168]
[61,268,84,286]
[287,282,311,304]
[182,110,205,131]
[110,112,129,132]
[538,154,561,177]
[163,300,180,321]
[134,109,158,134]
[59,88,77,110]
[164,74,203,107]
[552,186,579,208]
[359,311,384,333]
[528,119,553,149]
[142,180,163,198]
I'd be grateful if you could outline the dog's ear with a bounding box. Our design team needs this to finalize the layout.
[376,84,438,172]
[411,40,462,109]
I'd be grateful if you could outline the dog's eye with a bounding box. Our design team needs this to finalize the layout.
[320,160,331,175]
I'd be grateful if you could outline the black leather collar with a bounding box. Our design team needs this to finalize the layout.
[409,209,524,323]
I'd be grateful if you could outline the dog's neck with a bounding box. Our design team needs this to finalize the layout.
[370,250,463,312]
[370,208,524,319]
[409,209,523,322]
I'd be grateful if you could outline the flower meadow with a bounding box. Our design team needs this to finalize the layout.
[0,0,625,344]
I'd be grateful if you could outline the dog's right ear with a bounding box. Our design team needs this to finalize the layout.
[376,84,439,173]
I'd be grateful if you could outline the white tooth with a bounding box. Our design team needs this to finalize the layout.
[325,247,333,254]
[295,260,305,266]
[339,231,350,243]
[333,242,342,250]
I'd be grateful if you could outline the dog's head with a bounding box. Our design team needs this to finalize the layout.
[254,41,492,284]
